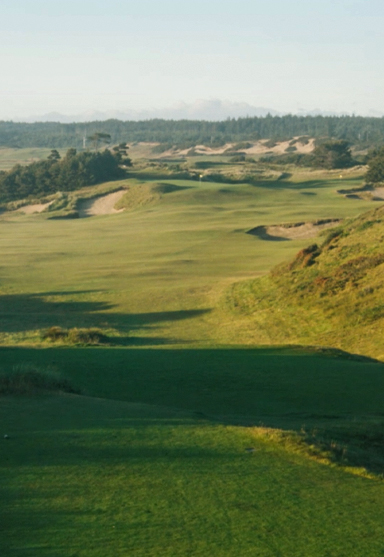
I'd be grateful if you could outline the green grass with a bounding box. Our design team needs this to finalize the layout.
[1,346,384,475]
[1,346,382,418]
[0,171,379,347]
[0,147,67,171]
[2,370,384,556]
[2,162,384,555]
[220,204,384,359]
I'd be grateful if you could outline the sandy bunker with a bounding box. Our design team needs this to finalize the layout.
[248,219,341,241]
[77,190,126,217]
[17,201,53,214]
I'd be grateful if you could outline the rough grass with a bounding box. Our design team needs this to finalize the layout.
[221,204,384,359]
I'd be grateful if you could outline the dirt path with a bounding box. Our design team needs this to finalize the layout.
[77,190,126,217]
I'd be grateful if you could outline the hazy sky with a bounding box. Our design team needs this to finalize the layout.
[1,0,384,119]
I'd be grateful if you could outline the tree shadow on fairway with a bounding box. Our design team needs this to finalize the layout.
[0,291,211,345]
[1,346,384,477]
[250,179,328,191]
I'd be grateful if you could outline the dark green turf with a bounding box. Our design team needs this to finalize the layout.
[1,346,383,419]
[2,395,384,557]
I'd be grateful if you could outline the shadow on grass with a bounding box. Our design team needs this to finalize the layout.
[247,226,289,241]
[0,291,211,345]
[129,171,199,182]
[1,345,384,481]
[250,179,327,191]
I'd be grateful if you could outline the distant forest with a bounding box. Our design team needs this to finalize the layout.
[0,149,126,203]
[1,115,384,149]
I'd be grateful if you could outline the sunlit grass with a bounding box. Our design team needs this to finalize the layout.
[0,170,379,346]
[2,394,384,557]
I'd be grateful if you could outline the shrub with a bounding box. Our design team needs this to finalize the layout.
[263,139,277,148]
[321,227,345,249]
[229,154,246,162]
[288,244,321,270]
[0,363,80,395]
[66,328,109,345]
[311,140,354,169]
[42,326,109,345]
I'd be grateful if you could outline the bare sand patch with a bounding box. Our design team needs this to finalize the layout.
[148,137,316,159]
[78,190,126,217]
[248,219,341,241]
[337,184,384,201]
[244,138,315,156]
[373,187,384,200]
[162,144,235,157]
[17,201,53,214]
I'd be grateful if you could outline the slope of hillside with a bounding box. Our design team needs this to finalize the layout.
[223,204,384,359]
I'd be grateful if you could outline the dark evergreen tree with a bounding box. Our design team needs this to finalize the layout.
[48,149,61,161]
[365,147,384,183]
[0,149,127,203]
[311,140,353,169]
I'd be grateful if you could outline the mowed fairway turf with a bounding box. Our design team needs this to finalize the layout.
[2,171,384,555]
[0,173,380,345]
[2,392,384,557]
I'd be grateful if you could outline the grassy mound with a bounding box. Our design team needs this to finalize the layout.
[114,181,190,210]
[225,204,384,358]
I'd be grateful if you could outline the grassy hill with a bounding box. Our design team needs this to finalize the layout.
[222,204,384,359]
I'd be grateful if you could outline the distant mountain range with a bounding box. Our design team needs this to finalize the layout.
[13,100,279,123]
[11,99,378,124]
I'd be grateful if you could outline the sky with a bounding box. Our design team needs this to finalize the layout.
[1,0,384,120]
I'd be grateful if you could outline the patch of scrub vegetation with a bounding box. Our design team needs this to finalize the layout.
[0,362,79,395]
[223,204,384,359]
[42,326,110,345]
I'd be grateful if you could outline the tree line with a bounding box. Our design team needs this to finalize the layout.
[0,147,130,203]
[2,115,384,149]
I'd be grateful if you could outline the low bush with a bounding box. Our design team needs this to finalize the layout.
[0,363,80,395]
[42,326,109,345]
[229,154,246,162]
